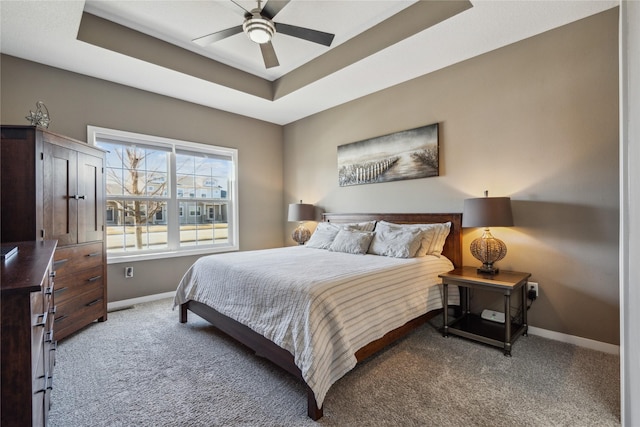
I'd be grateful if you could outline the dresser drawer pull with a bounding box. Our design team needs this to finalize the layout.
[34,375,53,394]
[86,252,101,257]
[45,330,54,343]
[45,286,54,295]
[55,314,69,323]
[87,275,102,282]
[73,194,86,200]
[53,259,68,267]
[86,298,102,307]
[34,311,48,328]
[49,305,57,315]
[49,270,56,278]
[54,286,68,295]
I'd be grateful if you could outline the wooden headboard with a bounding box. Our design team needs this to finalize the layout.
[322,212,463,268]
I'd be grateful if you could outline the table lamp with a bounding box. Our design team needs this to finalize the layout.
[462,191,514,274]
[288,201,315,245]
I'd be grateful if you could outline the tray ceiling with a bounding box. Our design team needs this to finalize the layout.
[0,1,618,125]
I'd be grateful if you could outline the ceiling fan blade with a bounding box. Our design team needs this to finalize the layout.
[230,0,252,14]
[259,41,280,68]
[192,25,244,46]
[275,23,334,47]
[261,0,291,20]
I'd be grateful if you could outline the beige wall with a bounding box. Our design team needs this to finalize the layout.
[283,9,619,344]
[0,55,284,302]
[0,8,620,345]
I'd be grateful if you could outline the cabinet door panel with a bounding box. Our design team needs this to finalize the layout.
[44,144,77,246]
[78,153,104,243]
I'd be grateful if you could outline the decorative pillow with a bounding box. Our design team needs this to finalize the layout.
[376,221,450,257]
[328,229,375,255]
[368,224,423,258]
[306,222,342,249]
[430,222,451,256]
[342,221,376,232]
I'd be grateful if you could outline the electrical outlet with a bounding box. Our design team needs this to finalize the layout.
[125,266,134,278]
[528,281,539,298]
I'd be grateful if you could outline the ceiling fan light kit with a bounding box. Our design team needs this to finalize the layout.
[243,11,276,44]
[193,0,335,69]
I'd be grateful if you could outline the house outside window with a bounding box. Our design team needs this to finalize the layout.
[88,126,238,263]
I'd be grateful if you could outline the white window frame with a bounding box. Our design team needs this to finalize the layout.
[87,125,239,264]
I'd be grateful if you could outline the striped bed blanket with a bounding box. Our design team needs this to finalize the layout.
[173,246,458,408]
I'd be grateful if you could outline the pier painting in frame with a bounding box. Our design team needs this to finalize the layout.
[338,123,439,187]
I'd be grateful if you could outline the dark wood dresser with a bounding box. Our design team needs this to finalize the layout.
[1,125,107,340]
[1,240,57,426]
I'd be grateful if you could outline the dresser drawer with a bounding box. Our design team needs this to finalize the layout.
[53,266,104,306]
[30,291,45,377]
[55,284,104,319]
[54,293,105,339]
[53,242,103,276]
[32,358,47,427]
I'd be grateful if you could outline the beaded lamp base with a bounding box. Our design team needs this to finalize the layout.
[292,223,311,245]
[470,228,507,275]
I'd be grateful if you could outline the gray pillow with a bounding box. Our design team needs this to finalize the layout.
[368,225,423,258]
[376,221,447,257]
[328,229,375,255]
[306,222,341,249]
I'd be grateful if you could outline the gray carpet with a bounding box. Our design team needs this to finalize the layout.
[49,298,620,426]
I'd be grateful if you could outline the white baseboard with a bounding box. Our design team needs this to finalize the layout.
[107,292,620,355]
[528,326,620,355]
[107,291,176,312]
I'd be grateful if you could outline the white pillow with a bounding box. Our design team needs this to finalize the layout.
[430,222,451,256]
[343,221,376,232]
[376,221,450,257]
[306,222,342,249]
[328,229,375,255]
[368,224,423,258]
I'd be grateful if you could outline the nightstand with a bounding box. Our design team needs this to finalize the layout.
[439,267,531,356]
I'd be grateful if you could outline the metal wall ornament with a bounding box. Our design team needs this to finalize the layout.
[25,101,51,128]
[337,123,439,187]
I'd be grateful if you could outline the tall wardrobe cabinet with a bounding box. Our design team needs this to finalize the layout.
[1,125,108,340]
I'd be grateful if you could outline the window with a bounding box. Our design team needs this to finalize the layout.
[88,126,238,262]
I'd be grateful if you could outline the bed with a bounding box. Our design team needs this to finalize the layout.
[175,212,462,420]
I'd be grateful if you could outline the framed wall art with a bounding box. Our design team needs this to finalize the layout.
[337,123,439,187]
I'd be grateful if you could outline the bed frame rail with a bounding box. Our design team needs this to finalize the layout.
[181,300,323,419]
[179,212,462,420]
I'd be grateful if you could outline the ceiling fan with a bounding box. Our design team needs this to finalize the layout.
[192,0,335,69]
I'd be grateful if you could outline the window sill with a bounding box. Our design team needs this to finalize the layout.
[106,245,239,264]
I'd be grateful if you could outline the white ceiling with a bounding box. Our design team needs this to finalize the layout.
[0,0,619,125]
[85,0,417,81]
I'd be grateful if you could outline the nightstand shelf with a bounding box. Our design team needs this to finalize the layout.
[439,267,531,356]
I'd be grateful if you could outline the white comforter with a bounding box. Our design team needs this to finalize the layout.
[173,246,458,408]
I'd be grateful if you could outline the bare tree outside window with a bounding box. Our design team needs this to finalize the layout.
[123,149,166,249]
[101,143,169,251]
[93,129,236,256]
